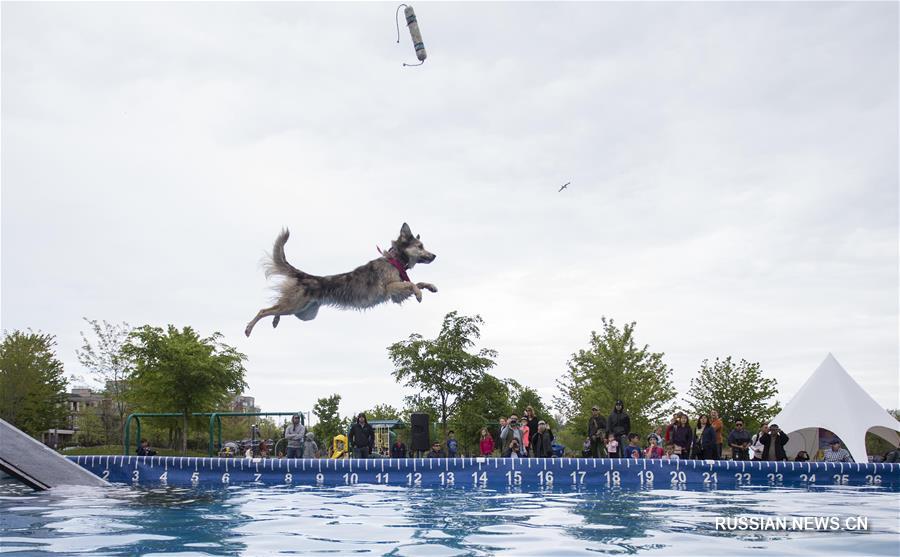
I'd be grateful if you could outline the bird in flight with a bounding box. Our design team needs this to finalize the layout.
[558,182,570,192]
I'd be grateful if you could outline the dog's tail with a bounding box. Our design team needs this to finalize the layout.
[265,228,309,280]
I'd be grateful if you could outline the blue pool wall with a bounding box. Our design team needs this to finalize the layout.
[70,456,899,488]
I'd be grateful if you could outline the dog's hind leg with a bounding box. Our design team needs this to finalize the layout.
[294,301,320,321]
[245,302,295,337]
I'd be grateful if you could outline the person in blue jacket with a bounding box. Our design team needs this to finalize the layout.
[446,430,459,458]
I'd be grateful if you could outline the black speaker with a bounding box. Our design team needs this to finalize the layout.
[410,413,430,452]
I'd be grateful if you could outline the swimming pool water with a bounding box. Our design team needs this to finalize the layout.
[1,478,898,556]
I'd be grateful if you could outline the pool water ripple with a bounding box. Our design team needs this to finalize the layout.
[0,478,897,556]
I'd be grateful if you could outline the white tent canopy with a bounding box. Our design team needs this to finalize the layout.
[768,354,899,463]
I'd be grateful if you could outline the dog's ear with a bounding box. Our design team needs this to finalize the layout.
[400,223,412,239]
[416,234,420,240]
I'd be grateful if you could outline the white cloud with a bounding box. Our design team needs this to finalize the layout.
[2,2,897,426]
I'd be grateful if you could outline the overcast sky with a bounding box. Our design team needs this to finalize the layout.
[2,1,897,424]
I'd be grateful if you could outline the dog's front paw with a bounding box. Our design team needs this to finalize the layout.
[417,282,438,293]
[413,286,423,303]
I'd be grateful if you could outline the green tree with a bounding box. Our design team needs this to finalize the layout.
[402,393,441,420]
[362,404,401,421]
[555,317,676,438]
[450,373,513,453]
[74,404,107,446]
[76,318,133,443]
[685,356,781,433]
[0,330,70,438]
[388,311,497,436]
[313,394,344,448]
[867,409,900,457]
[508,380,556,428]
[122,325,247,454]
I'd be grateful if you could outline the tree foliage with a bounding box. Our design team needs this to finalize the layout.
[122,325,247,453]
[76,318,133,442]
[685,356,781,433]
[388,311,497,435]
[74,404,107,446]
[508,380,556,428]
[555,317,676,438]
[313,393,345,448]
[0,330,70,438]
[361,404,401,422]
[450,373,513,452]
[402,393,441,420]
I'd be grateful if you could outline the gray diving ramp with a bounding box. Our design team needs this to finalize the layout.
[0,418,108,490]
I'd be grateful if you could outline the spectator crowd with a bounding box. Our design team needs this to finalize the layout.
[201,407,899,463]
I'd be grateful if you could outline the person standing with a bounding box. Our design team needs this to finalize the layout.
[727,420,752,461]
[284,415,306,459]
[694,415,716,459]
[759,424,790,461]
[532,421,554,458]
[520,420,531,457]
[524,406,540,455]
[644,435,664,459]
[349,413,374,459]
[391,437,407,458]
[648,426,664,448]
[710,410,724,459]
[587,406,605,458]
[446,431,459,458]
[821,438,852,463]
[607,400,631,452]
[622,434,642,459]
[664,444,680,460]
[670,413,693,459]
[750,424,768,460]
[605,432,619,458]
[664,413,679,444]
[427,442,445,458]
[303,432,318,458]
[500,415,525,456]
[479,428,494,456]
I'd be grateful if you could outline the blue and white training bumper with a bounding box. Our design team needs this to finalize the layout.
[70,456,899,489]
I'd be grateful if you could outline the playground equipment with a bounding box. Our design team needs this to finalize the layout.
[123,411,306,456]
[370,419,405,456]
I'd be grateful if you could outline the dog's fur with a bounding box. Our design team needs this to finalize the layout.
[245,223,437,336]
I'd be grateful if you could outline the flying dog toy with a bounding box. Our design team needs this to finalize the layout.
[396,4,426,67]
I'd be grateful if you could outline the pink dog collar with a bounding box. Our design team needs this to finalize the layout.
[377,246,411,282]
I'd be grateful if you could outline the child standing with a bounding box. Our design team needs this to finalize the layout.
[664,443,680,460]
[622,433,642,459]
[446,431,459,458]
[644,436,664,459]
[605,432,619,458]
[479,428,494,456]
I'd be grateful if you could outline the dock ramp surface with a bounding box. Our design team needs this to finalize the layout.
[0,418,108,490]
